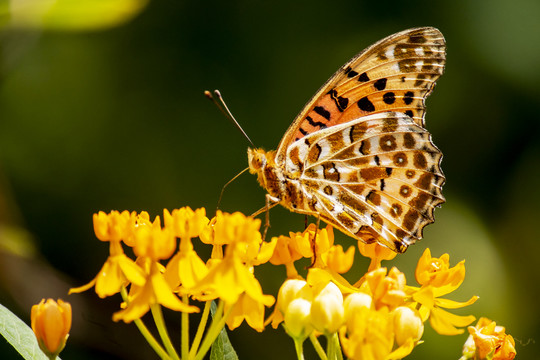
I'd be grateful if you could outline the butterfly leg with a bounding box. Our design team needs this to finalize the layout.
[216,167,250,212]
[309,214,322,267]
[251,195,279,241]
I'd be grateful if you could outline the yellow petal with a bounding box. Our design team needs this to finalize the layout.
[386,338,415,360]
[435,295,479,309]
[68,278,96,294]
[429,307,475,335]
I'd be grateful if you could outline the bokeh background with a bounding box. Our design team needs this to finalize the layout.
[1,0,539,359]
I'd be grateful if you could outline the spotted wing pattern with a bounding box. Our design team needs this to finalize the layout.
[249,27,446,253]
[284,112,444,252]
[276,27,445,162]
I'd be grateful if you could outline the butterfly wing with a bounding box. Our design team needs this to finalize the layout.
[285,111,444,252]
[275,27,445,163]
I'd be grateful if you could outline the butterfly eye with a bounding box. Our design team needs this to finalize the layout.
[248,149,266,172]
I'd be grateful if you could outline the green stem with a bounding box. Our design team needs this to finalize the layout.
[193,301,232,360]
[181,295,189,360]
[309,333,327,360]
[293,338,305,360]
[120,288,171,360]
[326,333,335,360]
[151,304,181,360]
[332,333,343,360]
[189,301,212,359]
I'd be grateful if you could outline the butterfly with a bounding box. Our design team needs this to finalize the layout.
[247,27,446,253]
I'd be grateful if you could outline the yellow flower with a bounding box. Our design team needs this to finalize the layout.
[343,292,372,330]
[461,318,516,360]
[164,244,209,291]
[340,306,396,360]
[363,267,407,310]
[200,210,261,246]
[341,295,419,360]
[323,244,355,274]
[160,208,210,291]
[31,298,71,358]
[269,234,306,279]
[410,249,478,335]
[310,281,344,335]
[289,228,316,258]
[69,239,145,298]
[357,240,397,272]
[283,298,313,341]
[113,261,199,323]
[415,248,466,296]
[412,285,477,335]
[93,210,134,242]
[392,306,423,346]
[132,215,176,260]
[235,231,277,267]
[191,241,274,306]
[163,207,209,239]
[225,291,273,332]
[270,279,313,328]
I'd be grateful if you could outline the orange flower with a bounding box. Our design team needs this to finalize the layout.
[324,244,355,274]
[415,248,466,296]
[410,249,478,335]
[357,241,397,272]
[93,210,134,242]
[163,207,209,239]
[200,211,261,246]
[461,317,516,360]
[132,215,176,260]
[362,267,407,310]
[31,299,72,358]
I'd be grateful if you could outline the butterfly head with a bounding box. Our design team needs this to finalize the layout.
[247,148,282,197]
[247,148,267,174]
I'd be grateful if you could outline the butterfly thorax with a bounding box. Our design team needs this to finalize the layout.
[247,148,303,205]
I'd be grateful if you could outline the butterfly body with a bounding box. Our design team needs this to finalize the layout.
[248,27,446,253]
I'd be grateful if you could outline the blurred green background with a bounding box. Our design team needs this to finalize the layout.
[1,0,539,359]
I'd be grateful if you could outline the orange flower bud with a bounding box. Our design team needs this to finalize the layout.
[31,298,72,358]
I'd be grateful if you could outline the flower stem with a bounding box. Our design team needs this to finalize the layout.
[120,288,171,360]
[181,294,189,360]
[309,333,327,360]
[189,300,212,359]
[326,333,335,360]
[332,333,343,360]
[293,338,305,360]
[151,304,181,360]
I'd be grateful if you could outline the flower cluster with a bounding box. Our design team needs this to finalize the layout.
[268,225,483,360]
[69,208,276,360]
[63,207,517,360]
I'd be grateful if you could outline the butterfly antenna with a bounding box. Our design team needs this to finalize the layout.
[204,89,255,148]
[216,167,250,212]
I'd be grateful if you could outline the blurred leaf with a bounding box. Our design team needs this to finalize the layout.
[0,302,61,360]
[210,301,238,360]
[2,0,148,31]
[0,224,37,258]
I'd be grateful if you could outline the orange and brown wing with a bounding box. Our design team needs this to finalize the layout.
[285,112,444,252]
[276,27,445,162]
